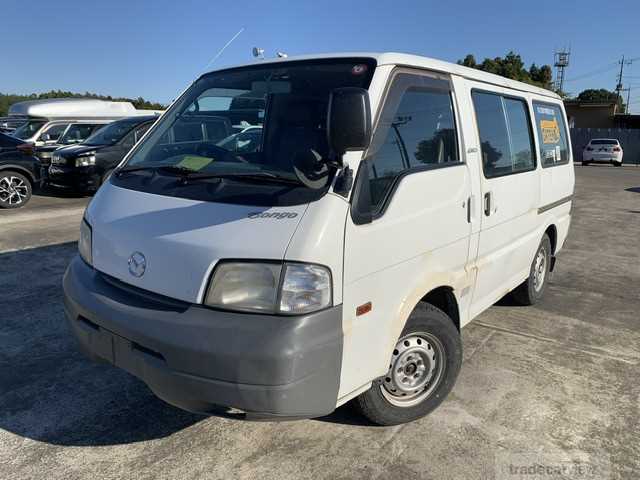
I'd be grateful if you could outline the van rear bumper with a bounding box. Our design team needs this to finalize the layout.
[63,256,343,420]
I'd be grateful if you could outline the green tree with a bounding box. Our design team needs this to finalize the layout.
[457,51,554,91]
[530,64,553,86]
[458,54,477,69]
[574,88,625,113]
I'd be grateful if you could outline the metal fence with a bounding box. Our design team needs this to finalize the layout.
[570,128,640,165]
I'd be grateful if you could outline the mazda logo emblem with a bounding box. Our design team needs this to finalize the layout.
[128,252,146,277]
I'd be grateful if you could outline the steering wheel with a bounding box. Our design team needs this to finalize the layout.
[196,143,247,163]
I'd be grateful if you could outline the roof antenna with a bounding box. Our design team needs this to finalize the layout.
[276,52,288,58]
[202,27,245,72]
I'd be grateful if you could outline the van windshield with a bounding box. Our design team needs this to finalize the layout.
[121,59,375,187]
[12,121,46,140]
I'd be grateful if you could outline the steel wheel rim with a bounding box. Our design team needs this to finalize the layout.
[0,176,28,205]
[380,332,446,408]
[533,248,547,292]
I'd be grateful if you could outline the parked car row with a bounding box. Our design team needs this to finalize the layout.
[0,97,275,209]
[0,98,163,208]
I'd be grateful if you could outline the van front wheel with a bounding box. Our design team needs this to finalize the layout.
[353,304,462,426]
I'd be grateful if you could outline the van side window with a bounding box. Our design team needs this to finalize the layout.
[367,79,459,212]
[39,123,68,142]
[532,102,569,167]
[472,91,535,178]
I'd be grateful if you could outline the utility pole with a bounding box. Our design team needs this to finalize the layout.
[553,49,570,93]
[615,55,632,113]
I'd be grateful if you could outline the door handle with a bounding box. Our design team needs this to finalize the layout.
[484,192,492,216]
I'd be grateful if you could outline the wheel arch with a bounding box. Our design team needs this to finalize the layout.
[545,224,557,255]
[0,165,36,185]
[419,286,460,331]
[544,224,558,271]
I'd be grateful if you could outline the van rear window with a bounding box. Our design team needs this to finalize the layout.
[532,102,570,167]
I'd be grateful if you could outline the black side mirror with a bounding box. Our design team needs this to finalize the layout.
[327,87,372,158]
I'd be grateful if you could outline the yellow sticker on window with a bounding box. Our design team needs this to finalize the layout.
[540,119,560,144]
[177,155,213,171]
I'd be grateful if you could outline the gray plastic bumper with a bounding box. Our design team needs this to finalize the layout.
[63,256,343,420]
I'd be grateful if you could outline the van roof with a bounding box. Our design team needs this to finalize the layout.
[203,52,561,101]
[8,98,161,119]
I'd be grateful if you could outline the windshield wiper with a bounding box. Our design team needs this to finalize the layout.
[115,164,196,177]
[115,165,301,186]
[175,171,302,186]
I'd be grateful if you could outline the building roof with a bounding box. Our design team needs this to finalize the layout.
[202,52,560,100]
[564,100,617,107]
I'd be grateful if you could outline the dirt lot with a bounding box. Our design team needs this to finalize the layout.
[1,166,639,480]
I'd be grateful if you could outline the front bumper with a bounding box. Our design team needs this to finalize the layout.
[48,165,100,191]
[63,256,343,419]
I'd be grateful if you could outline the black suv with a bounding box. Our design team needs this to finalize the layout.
[0,132,42,208]
[48,116,157,193]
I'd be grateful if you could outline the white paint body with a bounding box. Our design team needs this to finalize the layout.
[85,52,575,409]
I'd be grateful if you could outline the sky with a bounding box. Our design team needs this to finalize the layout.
[3,0,640,112]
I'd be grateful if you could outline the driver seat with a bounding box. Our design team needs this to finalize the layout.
[264,95,327,172]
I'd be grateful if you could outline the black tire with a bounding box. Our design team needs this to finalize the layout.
[581,161,589,166]
[613,162,622,167]
[0,171,32,209]
[353,303,462,426]
[511,234,552,306]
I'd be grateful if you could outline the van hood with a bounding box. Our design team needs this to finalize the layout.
[55,144,106,158]
[86,183,308,303]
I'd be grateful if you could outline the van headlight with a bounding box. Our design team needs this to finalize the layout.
[204,261,332,315]
[75,153,96,167]
[79,219,93,266]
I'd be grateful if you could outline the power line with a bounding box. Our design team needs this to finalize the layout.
[564,61,618,82]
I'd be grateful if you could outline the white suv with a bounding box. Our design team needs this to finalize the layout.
[582,138,623,167]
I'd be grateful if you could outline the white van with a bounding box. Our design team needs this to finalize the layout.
[63,53,574,425]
